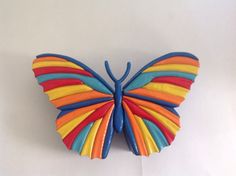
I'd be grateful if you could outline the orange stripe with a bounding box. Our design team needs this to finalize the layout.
[56,102,108,129]
[124,96,180,126]
[51,90,113,108]
[33,57,67,63]
[128,88,184,105]
[154,56,199,67]
[123,102,148,156]
[91,105,114,159]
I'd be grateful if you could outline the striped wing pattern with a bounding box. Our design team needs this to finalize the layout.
[32,54,114,159]
[32,52,199,158]
[123,52,199,155]
[56,101,114,159]
[124,52,199,107]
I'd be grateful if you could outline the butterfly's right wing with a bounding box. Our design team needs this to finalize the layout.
[122,52,199,156]
[32,54,115,159]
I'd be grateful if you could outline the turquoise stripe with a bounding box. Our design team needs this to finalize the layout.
[144,120,168,150]
[71,123,93,153]
[37,73,112,94]
[124,71,196,91]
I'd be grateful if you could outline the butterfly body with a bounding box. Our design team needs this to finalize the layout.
[32,52,199,159]
[104,60,132,133]
[113,81,123,133]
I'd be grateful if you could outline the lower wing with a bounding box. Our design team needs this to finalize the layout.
[57,100,114,159]
[122,96,180,155]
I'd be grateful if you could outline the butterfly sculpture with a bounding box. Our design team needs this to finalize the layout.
[32,52,199,159]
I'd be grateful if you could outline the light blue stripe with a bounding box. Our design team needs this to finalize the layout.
[123,52,198,89]
[37,73,112,94]
[37,53,114,93]
[71,123,93,153]
[124,71,196,91]
[144,120,168,150]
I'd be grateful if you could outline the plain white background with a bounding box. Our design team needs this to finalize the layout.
[0,0,236,176]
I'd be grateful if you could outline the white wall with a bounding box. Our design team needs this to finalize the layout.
[0,0,236,176]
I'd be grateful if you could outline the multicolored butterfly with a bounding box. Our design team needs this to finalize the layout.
[32,52,199,159]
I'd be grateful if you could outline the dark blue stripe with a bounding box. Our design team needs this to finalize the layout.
[57,109,74,119]
[59,97,113,110]
[124,93,178,107]
[123,111,139,155]
[163,106,180,117]
[102,112,114,159]
[37,53,114,93]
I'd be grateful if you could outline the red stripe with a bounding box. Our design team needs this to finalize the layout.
[33,67,93,77]
[40,79,83,91]
[152,76,193,89]
[63,101,114,149]
[124,98,175,144]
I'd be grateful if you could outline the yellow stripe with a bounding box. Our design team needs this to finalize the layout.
[57,111,94,138]
[143,82,188,97]
[46,85,92,100]
[135,115,159,154]
[80,118,102,157]
[143,64,198,74]
[32,61,83,70]
[141,106,180,135]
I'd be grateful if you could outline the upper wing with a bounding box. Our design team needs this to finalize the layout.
[123,52,199,107]
[33,53,113,110]
[122,52,199,156]
[32,54,114,159]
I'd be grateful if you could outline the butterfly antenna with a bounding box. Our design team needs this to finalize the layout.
[119,62,131,82]
[105,61,131,83]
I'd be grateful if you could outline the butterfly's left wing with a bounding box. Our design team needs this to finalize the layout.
[32,54,114,159]
[122,52,199,156]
